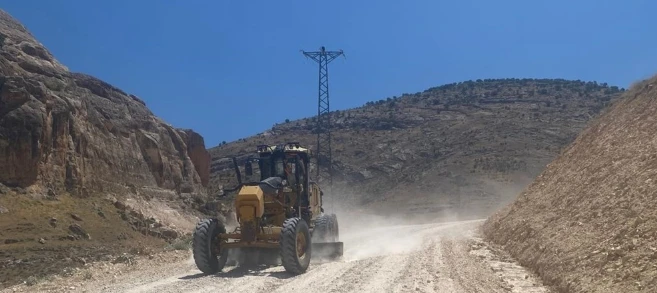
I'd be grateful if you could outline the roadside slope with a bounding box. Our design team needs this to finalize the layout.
[484,73,657,292]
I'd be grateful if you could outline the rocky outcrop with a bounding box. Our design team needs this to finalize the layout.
[113,199,184,241]
[181,129,210,187]
[0,10,210,199]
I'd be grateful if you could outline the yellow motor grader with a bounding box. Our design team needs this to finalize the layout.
[192,142,342,275]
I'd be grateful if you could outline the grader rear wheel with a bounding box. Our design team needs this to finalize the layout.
[312,214,332,242]
[280,217,311,274]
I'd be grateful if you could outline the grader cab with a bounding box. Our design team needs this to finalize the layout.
[192,142,342,275]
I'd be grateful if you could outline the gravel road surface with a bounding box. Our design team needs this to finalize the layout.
[2,219,550,293]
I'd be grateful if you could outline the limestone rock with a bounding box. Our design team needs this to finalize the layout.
[114,201,128,211]
[160,228,179,240]
[68,223,90,240]
[0,9,210,202]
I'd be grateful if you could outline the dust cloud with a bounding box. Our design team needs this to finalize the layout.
[317,176,531,262]
[320,190,470,262]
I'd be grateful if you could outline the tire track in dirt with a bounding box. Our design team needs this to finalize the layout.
[123,264,289,293]
[358,254,409,292]
[387,236,460,293]
[274,257,382,292]
[441,237,509,293]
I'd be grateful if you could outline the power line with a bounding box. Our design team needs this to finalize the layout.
[302,46,344,189]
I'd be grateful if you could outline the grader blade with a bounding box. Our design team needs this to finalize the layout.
[311,241,344,260]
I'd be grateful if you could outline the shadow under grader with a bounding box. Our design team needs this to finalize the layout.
[180,244,342,281]
[178,273,207,280]
[178,265,294,281]
[217,265,293,279]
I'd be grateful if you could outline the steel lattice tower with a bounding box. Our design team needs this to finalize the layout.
[302,46,344,186]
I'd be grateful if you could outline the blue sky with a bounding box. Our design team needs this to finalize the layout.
[2,0,656,147]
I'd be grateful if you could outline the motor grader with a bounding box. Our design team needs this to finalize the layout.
[192,142,342,275]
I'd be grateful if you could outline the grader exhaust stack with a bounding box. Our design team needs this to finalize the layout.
[192,142,343,275]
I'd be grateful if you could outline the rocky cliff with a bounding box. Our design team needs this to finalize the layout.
[0,9,212,288]
[0,10,209,199]
[483,74,657,293]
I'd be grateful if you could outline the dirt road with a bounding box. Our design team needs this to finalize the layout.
[3,219,550,293]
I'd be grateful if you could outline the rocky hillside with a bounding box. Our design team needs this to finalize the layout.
[0,10,212,288]
[0,11,209,199]
[483,74,657,293]
[209,77,624,220]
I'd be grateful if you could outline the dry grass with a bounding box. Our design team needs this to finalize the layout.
[0,192,169,289]
[165,234,193,251]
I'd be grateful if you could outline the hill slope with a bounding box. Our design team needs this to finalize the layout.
[0,10,212,288]
[209,78,623,220]
[483,73,657,293]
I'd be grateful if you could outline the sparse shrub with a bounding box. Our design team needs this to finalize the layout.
[165,234,192,251]
[25,276,38,286]
[61,267,75,277]
[112,253,136,265]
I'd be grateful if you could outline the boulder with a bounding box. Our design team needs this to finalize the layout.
[68,224,90,240]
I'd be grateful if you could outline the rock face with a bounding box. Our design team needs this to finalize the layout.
[182,129,211,187]
[483,74,657,293]
[0,10,210,198]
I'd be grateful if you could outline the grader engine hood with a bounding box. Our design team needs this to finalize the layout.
[235,185,265,242]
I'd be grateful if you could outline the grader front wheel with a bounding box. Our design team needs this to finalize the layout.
[280,217,311,274]
[192,218,227,274]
